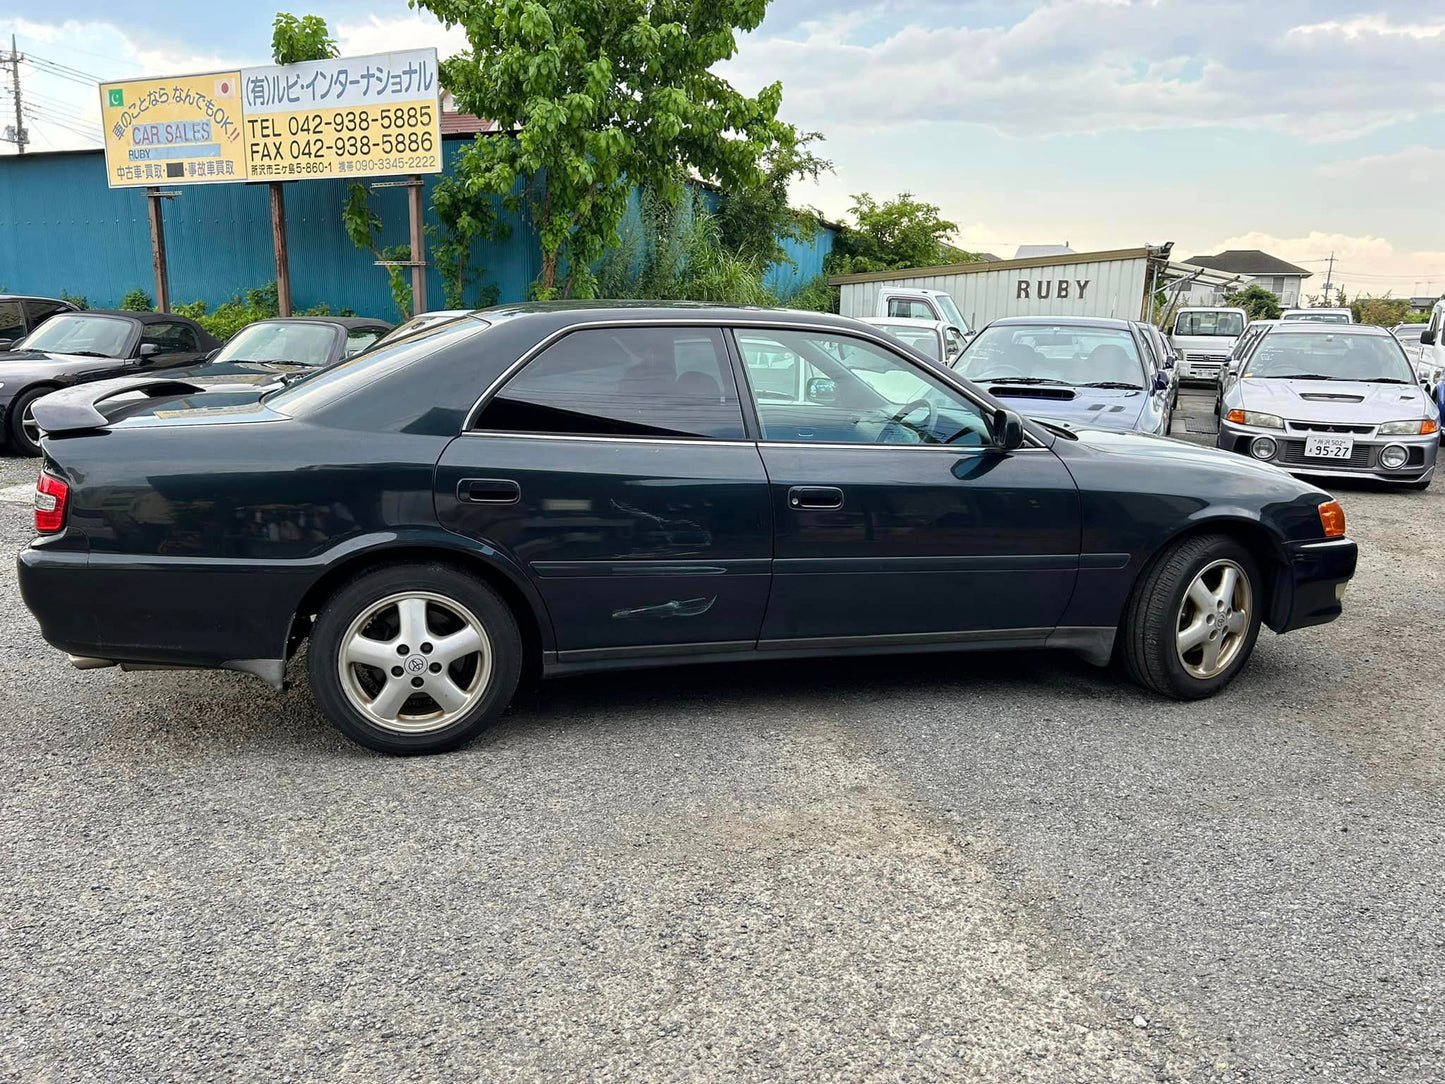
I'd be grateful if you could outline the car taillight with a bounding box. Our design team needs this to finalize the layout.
[34,471,68,534]
[1317,499,1346,539]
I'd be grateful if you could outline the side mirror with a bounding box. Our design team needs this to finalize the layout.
[0,338,13,351]
[992,407,1024,451]
[137,343,162,359]
[806,376,837,404]
[1422,329,1438,346]
[1153,371,1170,392]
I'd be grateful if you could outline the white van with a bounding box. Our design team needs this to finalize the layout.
[1419,300,1445,391]
[1169,307,1248,382]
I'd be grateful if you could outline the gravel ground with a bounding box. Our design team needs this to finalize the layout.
[1,390,1441,1082]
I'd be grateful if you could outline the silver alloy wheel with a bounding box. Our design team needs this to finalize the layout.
[1175,558,1252,679]
[21,401,40,449]
[337,590,493,734]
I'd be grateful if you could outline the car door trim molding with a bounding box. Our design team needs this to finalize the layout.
[531,559,770,578]
[459,430,758,448]
[773,554,1078,574]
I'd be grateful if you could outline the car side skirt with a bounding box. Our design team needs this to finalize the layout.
[542,625,1118,676]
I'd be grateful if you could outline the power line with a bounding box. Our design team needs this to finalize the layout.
[23,50,103,83]
[21,104,102,144]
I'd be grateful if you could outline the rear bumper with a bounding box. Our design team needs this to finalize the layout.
[18,542,302,671]
[1271,537,1358,632]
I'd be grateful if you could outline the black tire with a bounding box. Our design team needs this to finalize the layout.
[307,562,523,755]
[1120,533,1263,700]
[7,385,54,458]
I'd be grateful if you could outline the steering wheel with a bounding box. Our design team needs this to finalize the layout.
[880,398,937,441]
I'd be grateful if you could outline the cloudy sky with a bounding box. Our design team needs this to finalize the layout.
[4,0,1443,296]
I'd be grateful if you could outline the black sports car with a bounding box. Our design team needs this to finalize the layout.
[169,316,393,390]
[0,310,220,456]
[18,304,1357,755]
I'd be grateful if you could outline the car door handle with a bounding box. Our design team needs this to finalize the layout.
[788,485,844,510]
[458,478,521,504]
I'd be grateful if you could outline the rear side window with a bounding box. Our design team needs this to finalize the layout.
[345,328,382,356]
[477,327,745,440]
[141,321,200,353]
[24,300,69,326]
[0,301,22,340]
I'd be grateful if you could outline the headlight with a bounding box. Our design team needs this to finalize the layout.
[1378,419,1436,436]
[1225,409,1284,429]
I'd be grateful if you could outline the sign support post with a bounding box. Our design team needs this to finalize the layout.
[145,187,172,312]
[408,176,427,316]
[269,182,292,317]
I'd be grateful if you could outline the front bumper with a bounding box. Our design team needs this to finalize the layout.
[1273,537,1358,632]
[1218,420,1438,483]
[1180,355,1228,382]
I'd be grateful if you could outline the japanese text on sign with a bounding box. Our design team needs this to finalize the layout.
[99,48,441,189]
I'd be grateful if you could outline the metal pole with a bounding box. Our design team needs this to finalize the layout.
[10,35,25,154]
[269,182,291,317]
[407,175,426,316]
[146,187,170,311]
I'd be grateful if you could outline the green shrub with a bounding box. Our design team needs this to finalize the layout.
[784,274,839,313]
[119,288,153,311]
[174,281,350,341]
[59,292,90,310]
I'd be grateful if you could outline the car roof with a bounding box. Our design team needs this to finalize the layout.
[0,294,69,304]
[70,309,183,324]
[1268,322,1386,336]
[243,316,390,330]
[472,300,882,334]
[861,316,943,328]
[987,315,1134,330]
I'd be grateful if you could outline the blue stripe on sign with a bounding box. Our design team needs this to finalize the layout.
[127,144,222,162]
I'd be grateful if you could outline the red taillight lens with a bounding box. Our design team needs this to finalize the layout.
[34,471,68,534]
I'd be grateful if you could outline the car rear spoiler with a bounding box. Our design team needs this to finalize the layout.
[28,376,207,436]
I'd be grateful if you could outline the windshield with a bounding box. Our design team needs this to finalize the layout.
[14,313,133,356]
[876,324,940,360]
[1243,332,1416,383]
[957,325,1146,388]
[211,321,337,366]
[1282,311,1349,324]
[1173,311,1244,337]
[934,294,966,330]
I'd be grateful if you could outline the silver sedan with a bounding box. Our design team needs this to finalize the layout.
[1217,323,1438,490]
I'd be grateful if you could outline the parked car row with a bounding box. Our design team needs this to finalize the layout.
[0,310,393,456]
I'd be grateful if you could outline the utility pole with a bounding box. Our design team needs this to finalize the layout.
[1320,252,1335,305]
[4,34,27,154]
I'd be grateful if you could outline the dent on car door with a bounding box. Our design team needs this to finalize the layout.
[434,325,774,656]
[731,327,1083,646]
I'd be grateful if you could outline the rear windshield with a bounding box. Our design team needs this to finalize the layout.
[1243,332,1415,384]
[1282,311,1349,324]
[878,324,941,360]
[1173,311,1244,337]
[266,316,487,416]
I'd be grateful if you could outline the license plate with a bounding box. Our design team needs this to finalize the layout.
[1304,435,1354,459]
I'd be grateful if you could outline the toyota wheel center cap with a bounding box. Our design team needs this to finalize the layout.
[404,655,427,675]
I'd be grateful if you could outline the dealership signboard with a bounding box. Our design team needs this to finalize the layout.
[99,48,442,189]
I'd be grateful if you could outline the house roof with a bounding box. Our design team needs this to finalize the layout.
[1183,250,1313,278]
[441,110,500,137]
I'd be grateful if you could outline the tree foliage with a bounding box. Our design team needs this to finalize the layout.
[174,281,348,340]
[119,288,153,311]
[342,183,414,319]
[828,192,977,275]
[271,12,339,64]
[429,175,508,309]
[1350,294,1412,327]
[1223,283,1282,320]
[417,0,807,299]
[715,131,830,269]
[596,186,775,306]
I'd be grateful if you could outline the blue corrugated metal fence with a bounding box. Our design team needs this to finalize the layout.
[0,142,834,319]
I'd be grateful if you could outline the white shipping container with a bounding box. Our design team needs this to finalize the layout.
[833,247,1161,329]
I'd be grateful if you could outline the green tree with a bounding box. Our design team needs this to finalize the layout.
[596,186,775,305]
[418,0,807,299]
[1223,283,1282,320]
[1351,294,1411,327]
[828,192,978,274]
[271,12,338,64]
[342,183,414,319]
[715,131,831,269]
[429,175,509,309]
[119,288,153,311]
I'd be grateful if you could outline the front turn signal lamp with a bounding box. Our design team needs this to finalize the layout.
[1379,418,1438,436]
[1226,409,1284,429]
[1318,499,1346,539]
